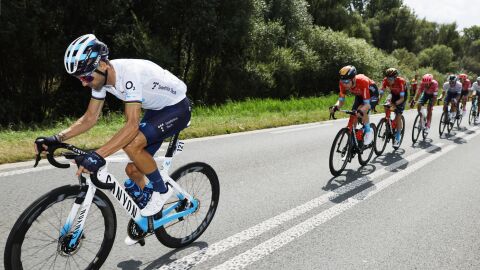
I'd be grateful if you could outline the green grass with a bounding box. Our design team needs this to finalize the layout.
[0,95,354,164]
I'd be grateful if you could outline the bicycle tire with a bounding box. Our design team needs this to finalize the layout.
[447,112,454,134]
[155,162,220,248]
[439,111,448,137]
[374,118,388,156]
[358,123,376,166]
[469,106,476,125]
[4,185,116,270]
[456,110,463,129]
[329,128,351,176]
[412,114,422,143]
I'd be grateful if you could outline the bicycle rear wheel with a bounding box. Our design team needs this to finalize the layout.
[412,114,422,143]
[374,118,388,156]
[4,185,116,270]
[392,115,406,150]
[155,162,220,248]
[358,124,376,166]
[329,128,351,176]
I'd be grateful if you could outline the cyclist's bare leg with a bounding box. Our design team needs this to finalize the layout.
[125,163,146,189]
[123,132,157,189]
[451,99,457,113]
[395,112,403,131]
[358,103,370,125]
[427,104,433,127]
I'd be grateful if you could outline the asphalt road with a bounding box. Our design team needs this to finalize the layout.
[1,104,480,270]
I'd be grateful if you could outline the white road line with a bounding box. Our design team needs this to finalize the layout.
[212,143,460,270]
[157,127,480,270]
[270,123,333,134]
[0,165,55,177]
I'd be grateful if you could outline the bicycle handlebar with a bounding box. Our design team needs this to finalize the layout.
[329,106,360,120]
[34,141,114,190]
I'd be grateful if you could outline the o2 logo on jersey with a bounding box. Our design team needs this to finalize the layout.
[125,81,136,91]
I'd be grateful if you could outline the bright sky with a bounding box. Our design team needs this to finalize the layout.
[402,0,479,30]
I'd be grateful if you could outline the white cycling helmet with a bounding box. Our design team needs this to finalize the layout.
[64,34,109,76]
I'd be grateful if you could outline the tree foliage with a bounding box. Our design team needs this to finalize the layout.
[0,0,478,126]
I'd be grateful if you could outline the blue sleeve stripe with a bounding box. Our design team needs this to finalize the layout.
[338,97,345,102]
[400,92,405,97]
[379,90,385,95]
[363,99,371,104]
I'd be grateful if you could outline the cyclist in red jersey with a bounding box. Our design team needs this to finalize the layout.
[412,74,438,134]
[458,73,471,116]
[379,68,407,147]
[332,65,379,145]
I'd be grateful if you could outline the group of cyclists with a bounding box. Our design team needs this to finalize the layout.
[35,33,480,217]
[332,64,480,149]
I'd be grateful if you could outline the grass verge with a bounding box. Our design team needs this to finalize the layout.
[1,95,352,164]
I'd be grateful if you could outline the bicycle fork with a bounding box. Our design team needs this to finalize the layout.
[60,179,97,249]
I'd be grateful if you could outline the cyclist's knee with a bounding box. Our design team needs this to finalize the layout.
[125,163,142,179]
[124,135,146,156]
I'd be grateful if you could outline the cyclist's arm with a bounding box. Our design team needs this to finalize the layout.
[335,84,346,108]
[58,98,104,141]
[96,102,142,158]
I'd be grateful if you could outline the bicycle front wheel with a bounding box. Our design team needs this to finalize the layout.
[155,162,220,248]
[329,128,351,176]
[469,106,476,125]
[456,111,463,129]
[4,185,117,270]
[439,112,448,137]
[412,114,422,143]
[374,118,388,156]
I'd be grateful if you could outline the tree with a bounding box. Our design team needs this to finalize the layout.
[392,48,419,70]
[418,45,454,73]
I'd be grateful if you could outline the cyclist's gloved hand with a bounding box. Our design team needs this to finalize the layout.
[75,151,106,172]
[34,135,61,153]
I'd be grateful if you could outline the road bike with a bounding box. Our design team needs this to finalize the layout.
[412,108,429,143]
[439,101,460,137]
[329,109,377,177]
[4,132,220,270]
[469,95,478,125]
[374,103,405,155]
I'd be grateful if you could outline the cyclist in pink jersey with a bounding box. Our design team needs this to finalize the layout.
[458,74,471,116]
[412,74,438,134]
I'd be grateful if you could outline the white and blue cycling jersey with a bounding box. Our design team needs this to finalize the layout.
[443,81,462,94]
[91,59,187,110]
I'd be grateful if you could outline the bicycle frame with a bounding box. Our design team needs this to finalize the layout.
[60,135,199,248]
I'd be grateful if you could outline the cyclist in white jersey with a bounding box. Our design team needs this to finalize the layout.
[471,77,480,124]
[443,74,462,123]
[35,34,191,218]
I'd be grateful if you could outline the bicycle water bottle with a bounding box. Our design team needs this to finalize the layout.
[124,179,143,204]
